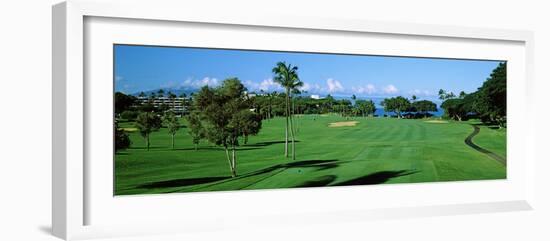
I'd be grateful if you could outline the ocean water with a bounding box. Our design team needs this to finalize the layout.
[373,108,444,117]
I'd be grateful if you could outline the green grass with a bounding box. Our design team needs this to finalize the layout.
[115,115,506,195]
[471,125,507,157]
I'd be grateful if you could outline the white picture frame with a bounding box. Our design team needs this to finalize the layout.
[52,0,535,240]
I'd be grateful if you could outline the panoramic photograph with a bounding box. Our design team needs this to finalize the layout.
[113,44,507,195]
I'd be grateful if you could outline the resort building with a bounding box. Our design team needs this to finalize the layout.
[136,96,188,115]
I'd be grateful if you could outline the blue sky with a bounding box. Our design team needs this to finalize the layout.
[114,44,503,100]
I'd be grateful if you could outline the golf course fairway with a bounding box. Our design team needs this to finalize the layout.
[115,115,506,195]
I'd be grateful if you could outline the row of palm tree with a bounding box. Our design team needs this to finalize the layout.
[272,62,303,160]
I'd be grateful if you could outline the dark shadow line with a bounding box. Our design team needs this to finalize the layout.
[162,159,344,193]
[331,170,419,186]
[465,124,506,166]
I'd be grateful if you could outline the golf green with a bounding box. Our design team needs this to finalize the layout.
[115,115,506,195]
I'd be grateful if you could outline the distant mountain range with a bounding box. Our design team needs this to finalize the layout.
[131,87,442,106]
[131,88,198,97]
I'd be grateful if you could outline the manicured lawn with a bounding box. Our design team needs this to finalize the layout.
[115,115,506,195]
[471,125,507,157]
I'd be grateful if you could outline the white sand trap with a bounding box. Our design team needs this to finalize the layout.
[424,120,449,124]
[329,121,359,127]
[122,127,138,132]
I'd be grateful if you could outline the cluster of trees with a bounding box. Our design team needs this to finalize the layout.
[439,62,506,127]
[114,91,183,152]
[250,93,377,120]
[114,121,131,152]
[354,99,377,117]
[381,96,438,118]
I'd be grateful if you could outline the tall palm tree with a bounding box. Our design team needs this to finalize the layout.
[272,62,302,160]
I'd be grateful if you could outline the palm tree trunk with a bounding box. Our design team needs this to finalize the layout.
[292,97,297,135]
[284,90,289,157]
[289,95,296,160]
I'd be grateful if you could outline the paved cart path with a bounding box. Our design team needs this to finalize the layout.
[464,125,506,166]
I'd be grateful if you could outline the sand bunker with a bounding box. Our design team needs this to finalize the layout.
[328,121,359,127]
[424,120,449,124]
[122,127,138,132]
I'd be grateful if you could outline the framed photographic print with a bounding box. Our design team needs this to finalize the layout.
[113,45,507,195]
[53,0,535,240]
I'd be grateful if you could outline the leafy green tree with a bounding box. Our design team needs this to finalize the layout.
[272,61,303,160]
[114,121,131,152]
[139,103,156,113]
[164,111,181,150]
[232,109,262,145]
[394,96,411,118]
[168,91,176,99]
[191,78,262,177]
[382,96,410,118]
[135,112,162,151]
[120,110,139,121]
[412,100,437,117]
[337,99,352,117]
[114,92,137,114]
[355,100,376,117]
[365,100,376,117]
[438,89,456,100]
[186,112,204,150]
[380,99,388,117]
[441,98,467,121]
[474,62,507,127]
[158,103,170,113]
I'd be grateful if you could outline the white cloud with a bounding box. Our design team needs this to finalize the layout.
[115,75,124,82]
[299,82,323,93]
[352,84,376,95]
[180,77,220,89]
[258,79,283,92]
[382,84,399,94]
[326,78,344,93]
[243,78,284,92]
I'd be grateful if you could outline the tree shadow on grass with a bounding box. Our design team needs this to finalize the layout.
[332,170,419,186]
[131,146,172,150]
[174,146,262,151]
[135,159,344,191]
[137,176,231,189]
[243,159,345,178]
[296,175,337,187]
[245,140,301,147]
